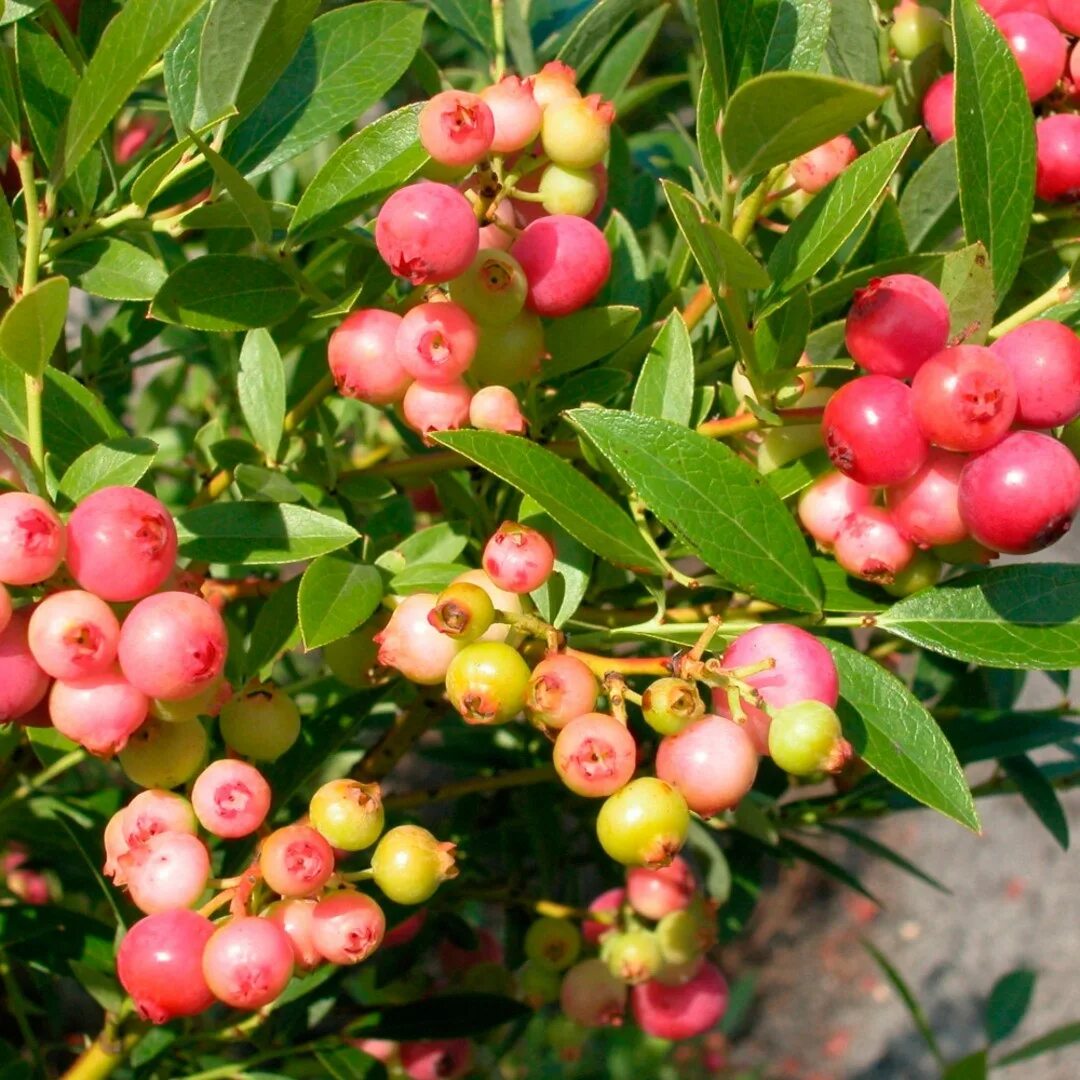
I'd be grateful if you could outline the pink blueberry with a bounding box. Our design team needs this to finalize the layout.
[791,135,858,194]
[886,449,969,548]
[631,961,728,1039]
[655,715,758,817]
[121,831,210,914]
[311,890,386,965]
[482,521,555,593]
[626,856,696,921]
[1035,114,1080,201]
[375,592,462,685]
[469,385,527,433]
[923,73,955,144]
[996,13,1067,102]
[0,610,51,723]
[419,90,494,167]
[49,668,149,756]
[721,624,840,709]
[797,472,874,549]
[375,182,479,285]
[553,711,637,797]
[834,506,916,584]
[27,590,120,680]
[328,309,411,405]
[191,758,271,838]
[396,301,478,384]
[265,899,322,970]
[401,379,473,441]
[0,492,65,586]
[202,916,295,1010]
[481,76,543,153]
[511,215,611,317]
[990,319,1080,428]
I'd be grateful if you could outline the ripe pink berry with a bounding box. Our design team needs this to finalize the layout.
[121,831,210,915]
[311,890,386,965]
[922,73,955,144]
[27,590,120,680]
[791,135,858,194]
[191,759,271,838]
[711,694,773,756]
[797,472,874,549]
[721,624,839,709]
[260,824,335,898]
[328,309,411,405]
[481,76,543,153]
[959,430,1080,553]
[553,711,637,797]
[419,90,494,167]
[911,345,1018,452]
[526,653,599,730]
[400,1040,473,1080]
[528,60,580,110]
[834,506,916,583]
[265,899,321,970]
[375,182,479,285]
[482,521,555,593]
[1071,44,1080,96]
[0,611,50,723]
[560,958,627,1027]
[118,592,227,701]
[1035,114,1080,201]
[117,910,215,1023]
[396,301,478,384]
[0,492,65,586]
[655,715,758,817]
[583,886,625,946]
[66,486,176,601]
[845,274,950,380]
[511,216,611,317]
[626,856,696,921]
[202,916,295,1010]
[631,962,728,1040]
[375,592,463,685]
[469,385,527,434]
[49,668,148,756]
[996,13,1067,101]
[1049,0,1080,34]
[823,375,929,486]
[990,319,1080,428]
[401,379,473,440]
[121,789,197,849]
[886,449,969,548]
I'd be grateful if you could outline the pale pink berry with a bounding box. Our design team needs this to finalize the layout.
[626,856,696,921]
[631,962,728,1039]
[0,492,65,586]
[482,521,555,593]
[923,73,955,144]
[655,716,758,817]
[122,789,197,849]
[528,61,580,110]
[259,824,335,898]
[375,592,463,685]
[834,506,915,583]
[104,811,132,885]
[553,711,637,797]
[202,916,295,1010]
[0,610,50,723]
[996,13,1067,102]
[191,759,271,838]
[990,319,1080,428]
[526,653,599,730]
[791,135,858,194]
[478,198,520,251]
[711,694,773,756]
[886,449,969,548]
[49,669,148,756]
[481,76,542,153]
[118,592,227,701]
[265,899,321,971]
[583,886,625,946]
[27,590,120,680]
[401,379,473,441]
[797,472,874,549]
[121,831,210,914]
[511,216,611,317]
[329,309,411,405]
[311,890,386,965]
[720,624,839,709]
[419,90,494,167]
[469,385,527,433]
[400,1040,473,1080]
[66,486,176,602]
[1036,114,1080,201]
[376,182,479,285]
[560,958,627,1027]
[396,301,478,384]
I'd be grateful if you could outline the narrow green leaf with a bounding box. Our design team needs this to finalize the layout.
[589,4,668,101]
[0,277,70,378]
[298,554,383,650]
[817,822,950,893]
[721,72,888,179]
[389,562,468,596]
[51,239,167,301]
[697,66,725,197]
[686,820,732,905]
[0,1,49,27]
[58,437,157,503]
[244,575,301,678]
[754,0,831,75]
[1000,756,1069,851]
[42,369,125,468]
[431,430,664,575]
[862,940,944,1063]
[779,837,879,903]
[985,968,1037,1043]
[315,1046,387,1080]
[755,289,811,380]
[556,0,646,78]
[694,0,729,103]
[953,0,1035,302]
[899,139,961,253]
[543,306,640,378]
[520,495,592,629]
[0,46,20,144]
[567,408,823,613]
[826,641,979,831]
[996,1021,1080,1066]
[0,193,19,291]
[237,330,286,460]
[188,130,271,243]
[631,311,694,425]
[599,210,649,313]
[942,1052,989,1080]
[950,711,1080,766]
[163,5,207,135]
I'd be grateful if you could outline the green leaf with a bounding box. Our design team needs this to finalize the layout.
[315,1046,387,1080]
[686,820,732,905]
[599,210,649,313]
[298,555,383,650]
[631,311,694,425]
[0,46,20,144]
[754,289,811,381]
[942,1052,988,1080]
[694,0,730,103]
[520,496,592,629]
[817,822,949,893]
[58,437,157,503]
[54,0,207,185]
[985,968,1037,1043]
[697,66,725,196]
[43,369,125,467]
[431,430,664,575]
[227,3,427,177]
[938,242,996,345]
[721,72,888,179]
[244,575,301,677]
[826,641,979,831]
[996,1021,1080,1066]
[289,104,428,242]
[1000,756,1069,851]
[556,0,646,78]
[953,0,1035,302]
[862,940,944,1062]
[899,139,961,253]
[0,277,70,378]
[589,3,668,100]
[163,5,207,135]
[878,565,1080,670]
[51,239,167,302]
[425,0,492,52]
[754,0,831,74]
[779,836,879,903]
[351,993,530,1040]
[389,562,468,595]
[187,130,271,243]
[0,187,17,291]
[567,408,823,612]
[825,0,883,84]
[237,329,286,460]
[176,502,359,564]
[765,130,917,298]
[950,711,1080,765]
[151,255,300,331]
[543,306,640,378]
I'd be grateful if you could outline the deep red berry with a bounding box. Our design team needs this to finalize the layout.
[0,611,50,723]
[0,492,65,586]
[923,73,955,144]
[721,624,839,709]
[655,715,758,817]
[328,309,411,405]
[311,891,386,965]
[191,759,271,838]
[996,13,1067,102]
[202,916,294,1010]
[396,301,478,384]
[631,962,728,1040]
[990,319,1080,428]
[791,135,858,194]
[511,216,611,317]
[834,506,915,583]
[553,711,637,797]
[1035,114,1080,201]
[887,449,969,548]
[419,90,494,167]
[375,182,479,285]
[797,471,874,549]
[482,521,555,593]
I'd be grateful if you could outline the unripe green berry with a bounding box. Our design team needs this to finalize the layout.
[449,249,527,327]
[889,1,944,61]
[595,777,690,868]
[118,717,207,789]
[884,549,941,597]
[309,779,385,851]
[150,679,226,723]
[524,916,582,972]
[541,95,614,169]
[219,683,301,761]
[655,899,715,966]
[519,960,561,1007]
[1061,417,1080,461]
[546,1013,588,1052]
[768,700,852,776]
[444,641,530,725]
[538,164,601,216]
[640,677,705,736]
[471,311,546,386]
[600,928,663,985]
[371,824,458,905]
[323,616,386,689]
[427,582,495,644]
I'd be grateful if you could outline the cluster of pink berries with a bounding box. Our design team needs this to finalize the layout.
[910,0,1080,201]
[2,843,54,905]
[328,62,614,440]
[798,274,1080,586]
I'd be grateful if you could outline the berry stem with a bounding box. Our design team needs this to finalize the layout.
[0,747,86,817]
[339,867,376,882]
[987,274,1076,341]
[354,699,441,783]
[565,648,672,678]
[731,165,787,245]
[383,764,556,810]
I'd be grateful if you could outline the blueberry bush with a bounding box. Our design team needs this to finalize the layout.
[1,0,1079,1077]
